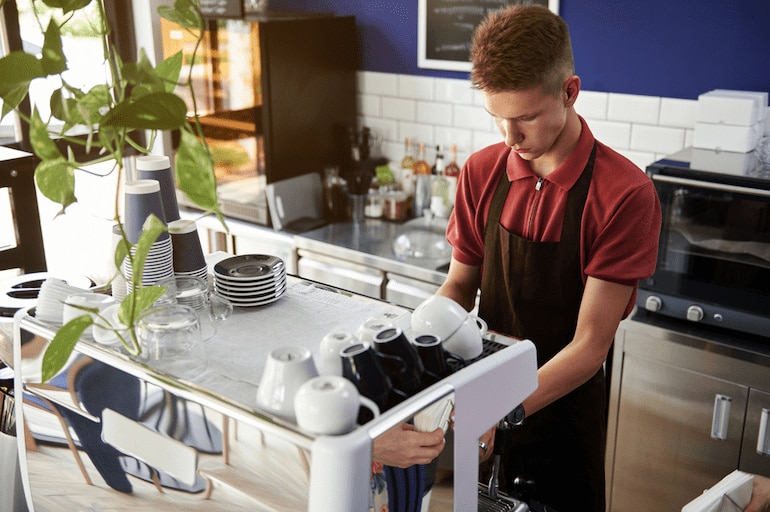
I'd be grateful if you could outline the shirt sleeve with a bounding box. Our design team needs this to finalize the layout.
[583,178,662,287]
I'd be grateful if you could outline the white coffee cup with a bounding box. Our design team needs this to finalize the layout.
[442,314,487,360]
[62,292,117,337]
[411,295,486,359]
[319,331,358,376]
[356,317,394,343]
[411,294,471,340]
[294,375,380,435]
[256,346,318,422]
[92,303,129,346]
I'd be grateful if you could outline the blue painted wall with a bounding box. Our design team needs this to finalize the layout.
[275,0,770,100]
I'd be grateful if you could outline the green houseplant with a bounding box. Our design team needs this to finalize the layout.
[0,0,224,381]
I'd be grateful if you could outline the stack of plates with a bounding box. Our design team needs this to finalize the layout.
[213,254,287,307]
[122,236,174,293]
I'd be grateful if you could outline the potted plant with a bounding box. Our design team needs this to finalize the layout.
[0,0,223,381]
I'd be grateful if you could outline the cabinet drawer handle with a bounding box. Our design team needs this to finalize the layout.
[711,394,732,441]
[758,407,770,456]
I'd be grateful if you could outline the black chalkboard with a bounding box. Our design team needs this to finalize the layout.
[418,0,553,71]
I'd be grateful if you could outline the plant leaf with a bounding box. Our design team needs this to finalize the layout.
[158,0,201,29]
[102,92,187,130]
[42,0,94,14]
[0,52,45,109]
[41,315,92,383]
[35,158,77,208]
[41,19,67,75]
[29,108,64,161]
[175,128,219,211]
[75,84,112,127]
[118,286,167,328]
[155,51,183,93]
[121,49,166,96]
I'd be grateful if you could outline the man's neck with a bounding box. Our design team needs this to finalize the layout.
[530,110,582,177]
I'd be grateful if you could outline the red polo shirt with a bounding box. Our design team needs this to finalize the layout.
[446,117,662,316]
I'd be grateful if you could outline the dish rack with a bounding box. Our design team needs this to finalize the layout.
[11,279,537,511]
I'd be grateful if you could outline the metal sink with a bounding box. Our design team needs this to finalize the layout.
[392,214,452,262]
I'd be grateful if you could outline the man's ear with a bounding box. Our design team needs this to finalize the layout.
[564,75,580,106]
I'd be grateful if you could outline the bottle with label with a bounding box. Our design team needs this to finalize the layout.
[444,144,461,208]
[430,145,451,217]
[413,143,432,217]
[431,144,444,175]
[400,138,416,201]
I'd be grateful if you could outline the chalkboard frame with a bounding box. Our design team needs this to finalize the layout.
[418,0,560,72]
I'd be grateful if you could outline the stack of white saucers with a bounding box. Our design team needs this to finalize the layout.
[212,254,287,307]
[35,276,95,324]
[121,235,174,293]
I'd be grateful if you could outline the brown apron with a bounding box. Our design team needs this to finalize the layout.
[479,145,606,512]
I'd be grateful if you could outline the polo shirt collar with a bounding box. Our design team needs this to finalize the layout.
[505,116,596,191]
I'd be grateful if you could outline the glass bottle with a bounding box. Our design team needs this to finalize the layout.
[323,166,348,222]
[413,143,432,217]
[399,138,416,202]
[430,146,451,217]
[413,142,431,176]
[431,144,444,175]
[445,144,461,179]
[400,137,415,170]
[444,144,461,209]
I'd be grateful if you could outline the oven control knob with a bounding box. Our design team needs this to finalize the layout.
[644,295,662,312]
[686,305,704,322]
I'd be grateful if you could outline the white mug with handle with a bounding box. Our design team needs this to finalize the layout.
[294,375,380,435]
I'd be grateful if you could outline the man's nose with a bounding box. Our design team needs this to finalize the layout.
[502,120,521,147]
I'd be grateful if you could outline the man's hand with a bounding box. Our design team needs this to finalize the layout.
[746,475,770,512]
[373,423,445,468]
[478,425,496,462]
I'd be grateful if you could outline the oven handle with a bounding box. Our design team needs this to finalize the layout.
[652,174,770,198]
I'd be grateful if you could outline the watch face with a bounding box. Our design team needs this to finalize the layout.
[511,404,525,426]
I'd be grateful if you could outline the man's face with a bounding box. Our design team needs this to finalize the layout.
[483,79,575,164]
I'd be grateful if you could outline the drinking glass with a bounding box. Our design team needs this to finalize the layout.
[136,304,207,376]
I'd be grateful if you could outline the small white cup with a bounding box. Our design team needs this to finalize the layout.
[319,331,357,376]
[257,346,318,422]
[410,294,470,341]
[62,293,117,337]
[294,375,380,435]
[355,317,394,343]
[442,314,487,359]
[92,303,129,346]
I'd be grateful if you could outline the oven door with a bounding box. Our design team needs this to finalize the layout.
[639,170,770,335]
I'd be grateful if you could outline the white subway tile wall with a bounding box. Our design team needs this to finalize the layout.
[360,71,699,172]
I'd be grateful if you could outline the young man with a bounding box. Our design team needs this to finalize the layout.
[437,5,662,511]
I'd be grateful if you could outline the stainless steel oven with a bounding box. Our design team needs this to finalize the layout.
[638,147,770,337]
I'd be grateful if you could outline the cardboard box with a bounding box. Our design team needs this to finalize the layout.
[696,90,766,126]
[693,121,763,153]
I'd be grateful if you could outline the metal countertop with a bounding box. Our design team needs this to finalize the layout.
[295,218,450,286]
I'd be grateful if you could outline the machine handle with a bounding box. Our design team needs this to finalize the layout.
[711,394,732,441]
[653,173,770,198]
[757,407,770,455]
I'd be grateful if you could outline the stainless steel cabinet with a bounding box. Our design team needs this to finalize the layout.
[296,249,384,299]
[606,315,770,511]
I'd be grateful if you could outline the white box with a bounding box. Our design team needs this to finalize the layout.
[712,89,768,121]
[696,90,765,126]
[693,121,763,153]
[690,147,760,175]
